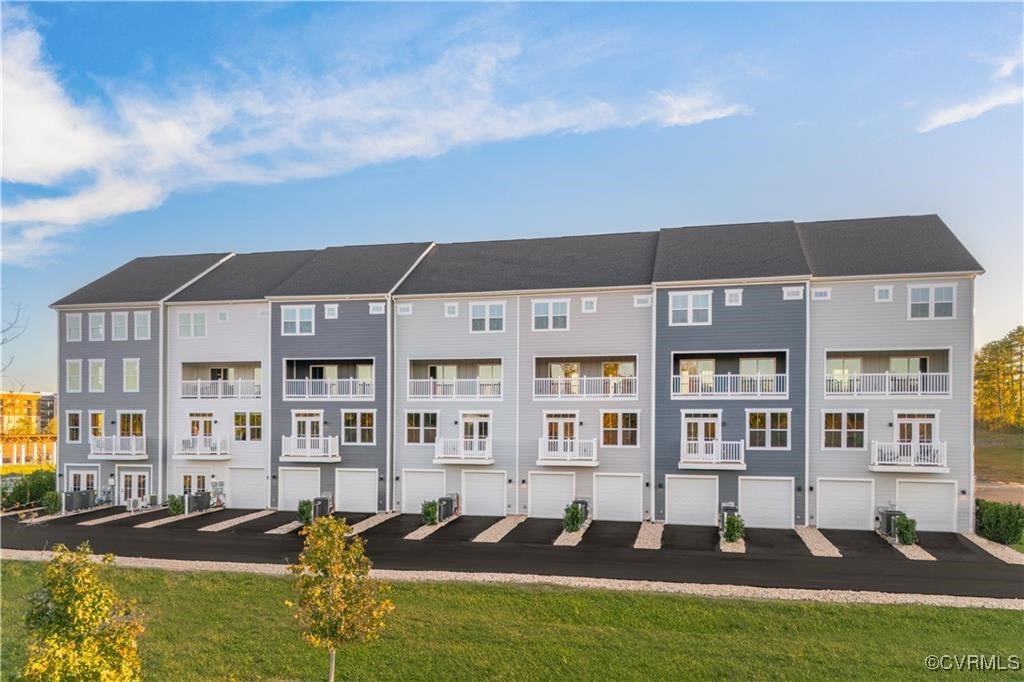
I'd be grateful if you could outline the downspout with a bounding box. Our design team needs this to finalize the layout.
[266,299,273,508]
[158,301,165,502]
[804,281,810,526]
[649,283,657,520]
[968,275,976,531]
[385,293,393,511]
[515,295,521,513]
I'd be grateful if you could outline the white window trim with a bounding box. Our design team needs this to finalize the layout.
[111,311,129,341]
[680,409,724,448]
[581,297,598,314]
[88,312,105,341]
[217,310,229,322]
[123,358,141,393]
[892,409,941,442]
[133,311,151,340]
[65,411,82,444]
[88,359,105,394]
[599,409,641,449]
[532,298,571,332]
[88,410,105,438]
[281,305,315,336]
[324,304,339,319]
[66,313,82,342]
[341,409,377,446]
[874,285,893,303]
[368,302,385,315]
[396,303,413,316]
[668,290,713,327]
[724,289,743,307]
[404,410,440,446]
[811,287,832,301]
[782,286,804,300]
[232,411,263,442]
[633,295,652,308]
[468,300,506,334]
[116,409,146,438]
[66,359,82,393]
[906,283,957,320]
[177,311,208,338]
[744,408,792,451]
[444,302,459,318]
[820,409,868,451]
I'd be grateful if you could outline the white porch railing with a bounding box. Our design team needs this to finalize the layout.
[408,378,502,400]
[824,372,950,396]
[679,440,745,466]
[284,378,374,400]
[281,435,339,458]
[175,435,230,457]
[871,441,948,468]
[533,377,638,399]
[89,436,146,457]
[434,437,492,461]
[181,379,261,399]
[671,374,787,397]
[536,438,598,463]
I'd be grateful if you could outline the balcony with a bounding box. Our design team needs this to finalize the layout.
[870,441,949,473]
[536,438,598,466]
[433,437,494,465]
[408,378,502,400]
[281,435,340,463]
[284,378,374,400]
[671,374,787,398]
[181,379,261,399]
[534,377,638,400]
[89,436,146,460]
[172,435,231,461]
[679,440,745,470]
[824,373,951,397]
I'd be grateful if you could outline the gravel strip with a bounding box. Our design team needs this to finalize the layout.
[878,533,936,561]
[796,526,843,558]
[473,515,526,543]
[554,519,590,546]
[720,537,745,553]
[79,507,167,527]
[266,520,304,535]
[24,505,115,525]
[633,521,663,550]
[4,548,1020,611]
[134,507,224,529]
[962,533,1024,565]
[405,516,456,540]
[199,509,275,532]
[347,512,398,536]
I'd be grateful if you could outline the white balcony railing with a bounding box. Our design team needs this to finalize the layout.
[533,377,638,399]
[536,438,598,463]
[181,379,261,399]
[174,435,230,458]
[281,435,339,459]
[89,436,146,458]
[433,437,493,461]
[284,378,374,400]
[679,440,745,467]
[825,372,950,396]
[408,378,502,400]
[671,374,787,398]
[871,441,948,468]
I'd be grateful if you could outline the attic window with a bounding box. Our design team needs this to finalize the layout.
[874,285,893,303]
[444,302,459,318]
[581,297,597,314]
[324,304,338,319]
[782,287,804,301]
[217,310,229,322]
[397,304,413,316]
[368,302,385,315]
[811,288,831,301]
[724,289,743,307]
[633,295,652,308]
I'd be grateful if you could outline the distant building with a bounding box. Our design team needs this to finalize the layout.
[0,391,57,466]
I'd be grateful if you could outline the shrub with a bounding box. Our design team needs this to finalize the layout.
[298,499,314,525]
[1,470,57,510]
[723,513,745,542]
[976,499,1024,545]
[562,502,584,532]
[166,495,184,516]
[40,491,61,515]
[421,499,438,525]
[895,514,917,545]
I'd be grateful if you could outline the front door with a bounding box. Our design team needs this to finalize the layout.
[120,471,148,505]
[683,413,720,459]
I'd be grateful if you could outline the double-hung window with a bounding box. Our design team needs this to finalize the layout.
[406,412,438,445]
[89,411,105,438]
[66,314,82,342]
[233,412,262,441]
[88,313,104,341]
[134,311,151,340]
[282,306,314,335]
[342,410,375,445]
[123,359,140,392]
[66,360,82,393]
[66,412,81,443]
[747,409,790,450]
[909,284,955,319]
[668,291,712,326]
[823,411,866,449]
[532,299,569,331]
[88,359,105,393]
[469,302,504,333]
[601,411,638,447]
[111,312,129,340]
[178,312,206,338]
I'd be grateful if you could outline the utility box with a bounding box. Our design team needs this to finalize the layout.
[878,508,905,537]
[571,498,590,521]
[64,492,79,513]
[719,502,739,530]
[81,489,96,509]
[313,497,331,519]
[438,495,456,522]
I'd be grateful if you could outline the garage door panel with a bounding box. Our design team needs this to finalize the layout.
[228,468,266,509]
[463,472,506,516]
[739,478,794,529]
[665,476,718,526]
[335,469,378,513]
[898,481,956,532]
[594,474,643,522]
[402,470,445,513]
[817,479,874,530]
[529,473,575,519]
[279,469,319,512]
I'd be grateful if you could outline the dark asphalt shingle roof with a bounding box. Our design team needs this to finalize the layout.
[268,242,433,296]
[653,221,811,282]
[169,250,319,302]
[52,253,230,306]
[396,232,660,295]
[795,215,984,277]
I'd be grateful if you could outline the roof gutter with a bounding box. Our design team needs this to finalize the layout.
[809,270,984,283]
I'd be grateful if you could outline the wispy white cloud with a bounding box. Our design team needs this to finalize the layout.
[918,43,1023,133]
[1,11,746,265]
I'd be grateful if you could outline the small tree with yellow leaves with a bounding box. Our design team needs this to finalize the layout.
[287,516,394,682]
[23,542,144,681]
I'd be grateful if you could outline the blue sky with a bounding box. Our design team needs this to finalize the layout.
[2,2,1022,392]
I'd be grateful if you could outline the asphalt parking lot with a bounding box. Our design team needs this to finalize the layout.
[502,518,563,544]
[916,532,1001,563]
[578,521,642,548]
[744,529,811,557]
[424,516,502,542]
[821,529,901,559]
[661,525,718,551]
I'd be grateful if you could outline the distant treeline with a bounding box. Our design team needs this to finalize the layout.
[975,326,1024,432]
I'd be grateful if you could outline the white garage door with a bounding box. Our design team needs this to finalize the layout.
[528,472,575,519]
[278,468,320,512]
[462,471,506,516]
[816,479,874,530]
[228,467,266,509]
[335,469,378,513]
[665,476,718,526]
[898,481,957,532]
[402,470,445,513]
[739,477,794,529]
[594,474,644,521]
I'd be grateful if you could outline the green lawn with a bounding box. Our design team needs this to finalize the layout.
[975,430,1023,484]
[2,561,1020,680]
